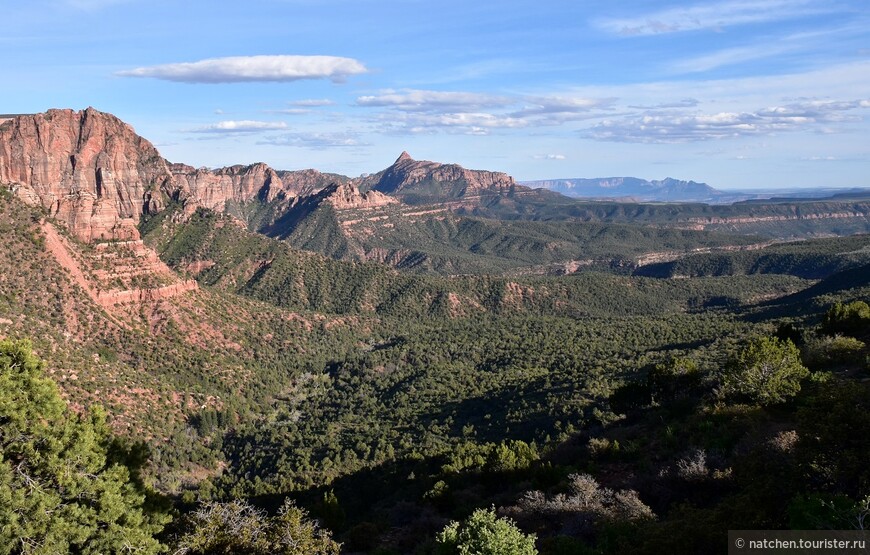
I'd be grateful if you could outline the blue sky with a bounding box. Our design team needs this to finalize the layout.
[3,0,869,189]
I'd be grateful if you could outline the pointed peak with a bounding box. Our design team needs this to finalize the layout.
[396,151,413,163]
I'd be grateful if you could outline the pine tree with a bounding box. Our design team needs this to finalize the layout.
[0,339,170,554]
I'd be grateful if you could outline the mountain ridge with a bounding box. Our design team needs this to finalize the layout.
[3,108,870,274]
[359,151,519,201]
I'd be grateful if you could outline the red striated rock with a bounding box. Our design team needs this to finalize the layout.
[0,108,343,241]
[95,280,199,307]
[40,220,198,312]
[170,162,280,212]
[362,151,516,198]
[323,182,398,210]
[170,163,345,214]
[0,108,174,242]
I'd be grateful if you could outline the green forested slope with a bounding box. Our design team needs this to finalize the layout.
[634,235,870,278]
[4,187,870,554]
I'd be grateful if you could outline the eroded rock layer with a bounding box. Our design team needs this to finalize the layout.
[0,108,173,242]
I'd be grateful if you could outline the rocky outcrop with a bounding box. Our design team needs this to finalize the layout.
[323,182,397,210]
[0,108,174,242]
[169,164,342,213]
[169,162,282,212]
[95,280,198,307]
[362,152,517,200]
[0,108,346,241]
[683,211,869,227]
[40,221,198,311]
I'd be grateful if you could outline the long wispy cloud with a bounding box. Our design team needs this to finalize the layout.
[288,99,335,107]
[187,120,289,133]
[670,42,799,74]
[118,55,368,84]
[359,89,611,135]
[597,0,828,36]
[668,23,867,74]
[357,89,513,111]
[63,0,129,9]
[259,132,369,149]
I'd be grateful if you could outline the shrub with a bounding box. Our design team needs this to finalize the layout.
[722,337,809,405]
[174,498,341,555]
[435,507,537,555]
[821,301,870,337]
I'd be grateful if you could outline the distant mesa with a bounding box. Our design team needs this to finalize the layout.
[522,176,722,203]
[3,107,869,252]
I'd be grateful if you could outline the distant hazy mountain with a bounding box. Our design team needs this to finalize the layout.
[522,177,722,203]
[523,177,870,205]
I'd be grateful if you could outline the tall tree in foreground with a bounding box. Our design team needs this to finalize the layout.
[0,339,169,554]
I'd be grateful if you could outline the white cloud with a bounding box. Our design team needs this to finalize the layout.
[289,99,335,107]
[357,89,513,111]
[588,99,869,143]
[598,0,826,36]
[359,90,612,134]
[628,99,700,109]
[265,109,312,115]
[377,112,529,135]
[118,55,368,84]
[670,43,798,74]
[513,96,613,117]
[533,154,566,160]
[668,24,864,74]
[259,132,369,148]
[63,0,129,9]
[188,120,289,133]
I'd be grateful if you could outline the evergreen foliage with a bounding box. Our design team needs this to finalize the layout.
[435,508,537,555]
[3,189,870,553]
[821,300,870,337]
[0,340,169,554]
[722,337,809,405]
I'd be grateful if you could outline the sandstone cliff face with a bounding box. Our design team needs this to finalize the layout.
[0,108,346,241]
[365,152,516,198]
[323,182,398,210]
[170,162,282,212]
[169,163,343,218]
[0,108,174,242]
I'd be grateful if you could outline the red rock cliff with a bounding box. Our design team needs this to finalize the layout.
[0,108,343,241]
[0,108,174,242]
[170,163,340,213]
[364,152,516,198]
